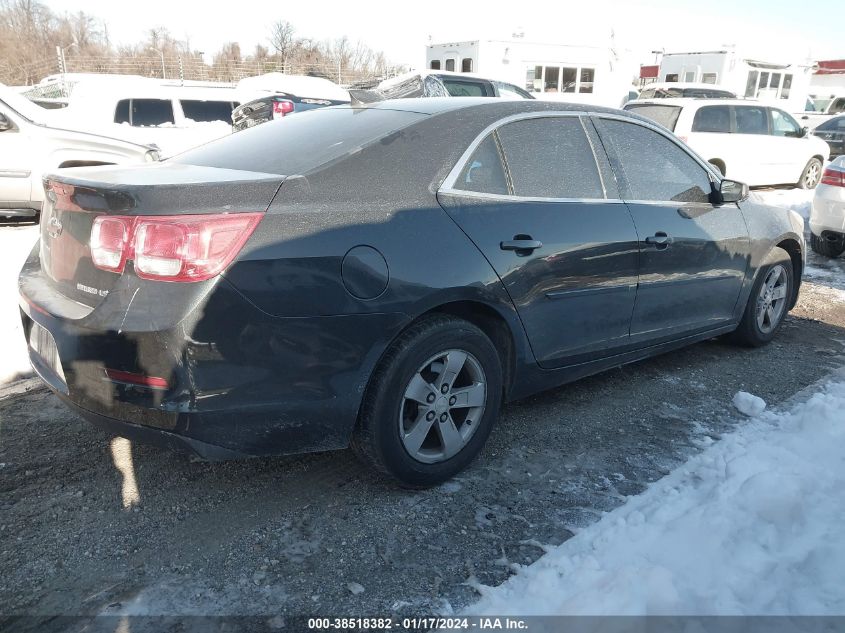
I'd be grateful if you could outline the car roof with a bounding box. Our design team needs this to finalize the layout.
[348,96,626,117]
[629,98,770,108]
[643,81,736,91]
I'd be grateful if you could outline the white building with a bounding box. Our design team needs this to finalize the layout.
[425,38,638,108]
[657,49,814,112]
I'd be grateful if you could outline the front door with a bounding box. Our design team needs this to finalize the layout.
[594,116,751,342]
[438,115,640,368]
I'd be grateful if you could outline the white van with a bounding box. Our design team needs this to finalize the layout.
[0,83,157,219]
[625,98,830,188]
[54,78,239,157]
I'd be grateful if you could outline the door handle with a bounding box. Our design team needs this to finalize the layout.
[645,232,673,249]
[500,237,543,255]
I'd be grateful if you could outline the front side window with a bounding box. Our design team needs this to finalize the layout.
[735,106,769,135]
[598,119,711,203]
[692,106,731,133]
[461,58,473,73]
[452,135,508,195]
[496,117,604,199]
[771,109,801,137]
[831,98,845,114]
[130,99,175,126]
[114,99,130,124]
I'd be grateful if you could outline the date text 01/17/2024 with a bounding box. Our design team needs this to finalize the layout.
[307,617,529,630]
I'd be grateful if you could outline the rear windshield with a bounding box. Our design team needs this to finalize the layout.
[172,107,427,175]
[624,104,682,131]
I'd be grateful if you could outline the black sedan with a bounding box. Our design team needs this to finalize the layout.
[812,115,845,158]
[19,99,805,487]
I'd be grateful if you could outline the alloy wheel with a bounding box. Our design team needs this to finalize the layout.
[398,349,487,464]
[756,264,789,334]
[804,161,821,188]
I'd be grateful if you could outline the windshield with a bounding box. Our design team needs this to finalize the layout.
[0,83,49,125]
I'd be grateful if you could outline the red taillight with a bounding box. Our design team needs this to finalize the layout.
[105,368,168,389]
[90,213,262,282]
[820,167,845,187]
[272,99,294,118]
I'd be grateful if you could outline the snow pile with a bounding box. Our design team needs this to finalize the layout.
[752,188,813,220]
[0,226,38,384]
[468,377,845,616]
[732,390,767,416]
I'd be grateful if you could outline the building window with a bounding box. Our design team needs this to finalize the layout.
[544,66,560,91]
[430,60,441,70]
[684,71,696,82]
[745,71,758,97]
[770,72,781,89]
[665,73,679,82]
[445,58,455,72]
[781,74,792,99]
[579,68,594,93]
[561,67,577,92]
[461,58,473,73]
[702,72,717,84]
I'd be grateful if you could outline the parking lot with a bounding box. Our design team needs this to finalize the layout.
[2,194,845,630]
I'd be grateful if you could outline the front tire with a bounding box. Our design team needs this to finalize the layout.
[798,158,823,189]
[352,315,503,487]
[730,247,793,347]
[810,231,845,258]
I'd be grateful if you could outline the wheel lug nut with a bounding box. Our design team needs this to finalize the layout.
[426,393,436,403]
[449,396,457,406]
[426,411,435,421]
[440,413,448,423]
[441,384,449,394]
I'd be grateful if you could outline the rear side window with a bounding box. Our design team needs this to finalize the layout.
[441,79,492,97]
[129,99,175,126]
[496,117,604,199]
[181,100,236,123]
[173,107,426,175]
[624,104,681,131]
[735,106,768,135]
[453,135,508,195]
[598,119,711,203]
[692,106,730,133]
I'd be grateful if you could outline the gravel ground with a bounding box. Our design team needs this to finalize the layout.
[1,205,845,631]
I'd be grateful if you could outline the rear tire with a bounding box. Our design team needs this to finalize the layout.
[730,247,793,347]
[810,231,845,258]
[798,158,823,189]
[351,315,503,488]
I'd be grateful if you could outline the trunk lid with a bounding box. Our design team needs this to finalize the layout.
[39,163,284,308]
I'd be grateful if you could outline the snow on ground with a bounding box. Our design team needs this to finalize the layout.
[467,374,845,616]
[0,224,38,384]
[732,390,767,417]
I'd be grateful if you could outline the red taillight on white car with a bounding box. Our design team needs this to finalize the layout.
[90,213,262,282]
[272,99,295,118]
[820,167,845,188]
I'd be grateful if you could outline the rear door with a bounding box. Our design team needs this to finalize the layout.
[593,116,750,342]
[731,104,775,185]
[438,114,640,368]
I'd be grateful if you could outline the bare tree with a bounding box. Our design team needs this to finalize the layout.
[269,20,295,67]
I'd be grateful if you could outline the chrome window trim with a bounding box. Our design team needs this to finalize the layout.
[438,189,626,205]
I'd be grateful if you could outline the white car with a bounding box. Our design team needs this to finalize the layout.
[0,83,158,220]
[810,155,845,258]
[636,82,736,99]
[52,78,239,157]
[625,98,830,188]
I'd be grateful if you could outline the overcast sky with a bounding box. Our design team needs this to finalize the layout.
[43,0,844,66]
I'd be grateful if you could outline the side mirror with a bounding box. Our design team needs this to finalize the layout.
[801,126,810,138]
[719,179,749,203]
[0,113,12,132]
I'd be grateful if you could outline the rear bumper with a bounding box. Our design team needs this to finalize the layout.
[19,263,410,459]
[810,187,845,236]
